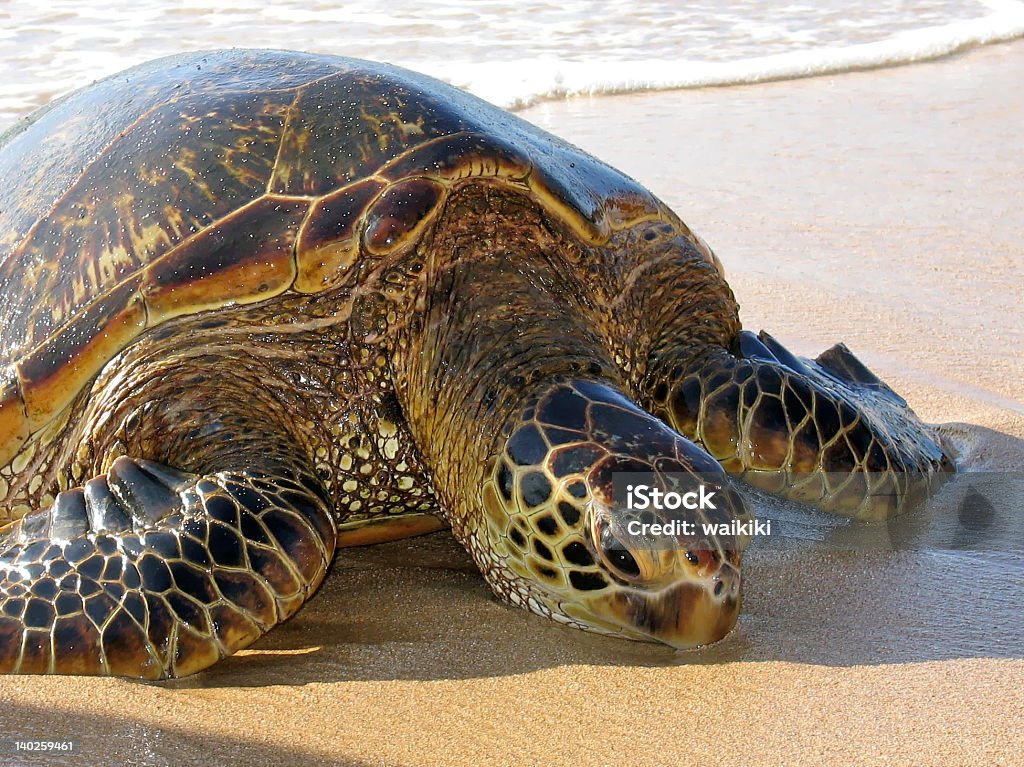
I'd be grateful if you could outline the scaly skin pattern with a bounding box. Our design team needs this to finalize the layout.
[0,51,952,677]
[0,458,335,678]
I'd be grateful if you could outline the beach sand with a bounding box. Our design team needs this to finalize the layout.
[1,41,1022,767]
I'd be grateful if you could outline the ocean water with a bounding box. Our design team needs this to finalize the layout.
[1,0,1023,130]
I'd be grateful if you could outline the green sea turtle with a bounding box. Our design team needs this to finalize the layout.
[0,50,951,678]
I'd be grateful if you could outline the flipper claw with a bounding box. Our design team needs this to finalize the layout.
[814,342,906,407]
[49,488,89,540]
[735,330,778,363]
[108,456,182,526]
[84,476,132,532]
[815,342,881,385]
[757,331,811,376]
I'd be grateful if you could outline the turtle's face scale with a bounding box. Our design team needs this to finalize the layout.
[478,380,750,648]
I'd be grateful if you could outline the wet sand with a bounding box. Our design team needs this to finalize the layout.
[1,41,1022,767]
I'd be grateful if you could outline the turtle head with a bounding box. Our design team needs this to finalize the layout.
[479,380,750,648]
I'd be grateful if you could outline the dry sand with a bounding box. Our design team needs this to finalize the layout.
[1,41,1023,767]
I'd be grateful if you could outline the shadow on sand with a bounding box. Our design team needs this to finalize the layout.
[163,425,1024,689]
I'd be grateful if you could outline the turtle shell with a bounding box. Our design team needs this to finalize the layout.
[0,49,681,461]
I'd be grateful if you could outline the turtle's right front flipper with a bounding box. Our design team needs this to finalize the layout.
[646,330,953,520]
[0,456,335,678]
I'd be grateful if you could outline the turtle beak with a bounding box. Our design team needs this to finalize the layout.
[609,572,741,648]
[561,556,742,649]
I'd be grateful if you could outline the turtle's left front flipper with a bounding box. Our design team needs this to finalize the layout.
[0,456,336,678]
[646,330,953,520]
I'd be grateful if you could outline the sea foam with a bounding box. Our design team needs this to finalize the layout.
[440,0,1024,109]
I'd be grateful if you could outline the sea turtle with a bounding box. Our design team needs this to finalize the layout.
[0,50,951,678]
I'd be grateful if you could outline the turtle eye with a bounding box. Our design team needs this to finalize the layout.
[599,526,641,579]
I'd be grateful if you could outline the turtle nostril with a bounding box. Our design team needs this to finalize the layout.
[685,550,700,565]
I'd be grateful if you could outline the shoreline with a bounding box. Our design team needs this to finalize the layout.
[501,25,1024,114]
[6,23,1024,130]
[0,40,1021,767]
